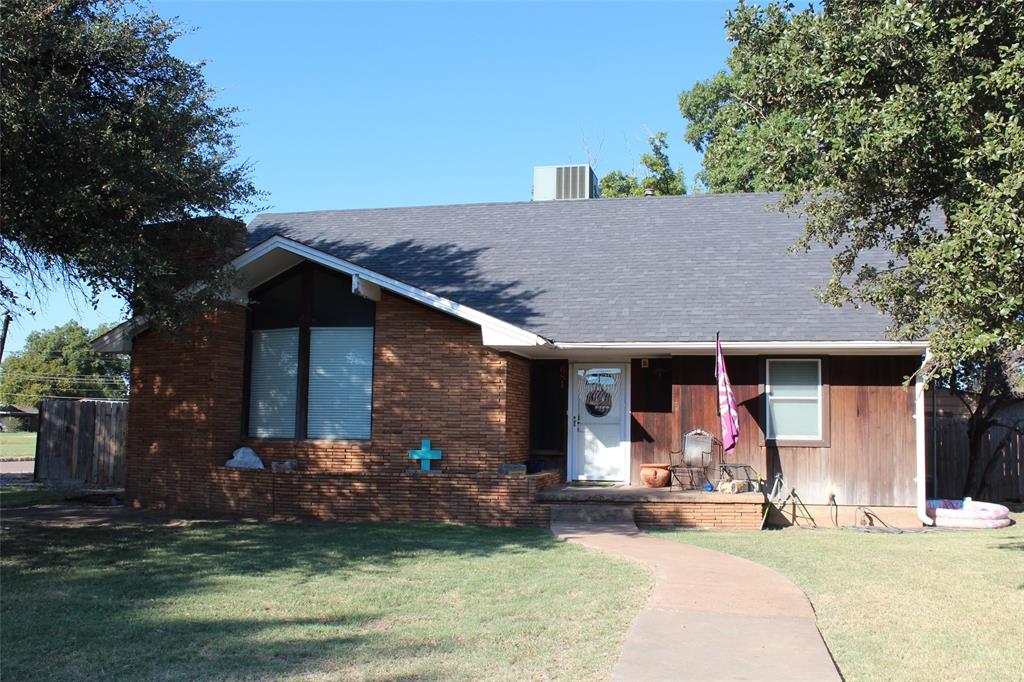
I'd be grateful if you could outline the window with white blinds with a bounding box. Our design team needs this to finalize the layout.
[246,263,376,441]
[248,328,299,438]
[766,359,822,440]
[306,327,374,439]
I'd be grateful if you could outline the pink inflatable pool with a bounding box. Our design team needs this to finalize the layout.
[926,498,1012,529]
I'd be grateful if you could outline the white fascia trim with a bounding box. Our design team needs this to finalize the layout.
[91,317,147,353]
[553,340,929,354]
[235,236,551,349]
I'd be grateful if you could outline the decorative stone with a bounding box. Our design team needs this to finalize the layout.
[498,463,527,477]
[640,463,671,488]
[271,459,298,473]
[225,447,264,469]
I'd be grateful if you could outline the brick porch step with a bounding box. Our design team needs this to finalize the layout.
[549,504,635,524]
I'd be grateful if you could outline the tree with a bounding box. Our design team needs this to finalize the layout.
[0,321,129,405]
[679,0,1024,496]
[1,0,259,329]
[679,70,812,193]
[680,0,1023,374]
[600,132,687,197]
[945,350,1023,498]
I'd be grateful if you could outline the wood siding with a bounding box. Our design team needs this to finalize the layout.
[629,355,919,506]
[629,358,673,482]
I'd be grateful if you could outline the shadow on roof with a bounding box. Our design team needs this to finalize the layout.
[249,223,544,329]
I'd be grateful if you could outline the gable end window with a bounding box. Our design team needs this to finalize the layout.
[245,263,375,440]
[765,358,828,444]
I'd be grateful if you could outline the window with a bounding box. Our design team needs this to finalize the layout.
[766,359,822,441]
[246,263,375,440]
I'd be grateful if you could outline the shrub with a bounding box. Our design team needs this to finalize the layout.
[0,417,25,433]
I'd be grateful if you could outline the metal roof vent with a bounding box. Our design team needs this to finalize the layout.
[532,164,599,201]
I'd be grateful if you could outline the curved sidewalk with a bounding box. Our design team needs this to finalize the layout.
[552,521,841,682]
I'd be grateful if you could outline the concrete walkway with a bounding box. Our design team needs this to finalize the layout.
[552,520,841,682]
[0,460,34,474]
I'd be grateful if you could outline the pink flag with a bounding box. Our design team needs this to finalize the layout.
[715,333,740,454]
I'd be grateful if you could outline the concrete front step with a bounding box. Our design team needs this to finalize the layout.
[549,503,635,524]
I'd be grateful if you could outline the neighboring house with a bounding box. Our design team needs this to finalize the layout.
[0,405,39,432]
[94,180,930,528]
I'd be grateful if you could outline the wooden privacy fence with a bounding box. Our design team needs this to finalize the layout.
[34,399,128,486]
[927,403,1024,502]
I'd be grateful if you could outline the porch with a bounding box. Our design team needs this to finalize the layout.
[536,484,766,530]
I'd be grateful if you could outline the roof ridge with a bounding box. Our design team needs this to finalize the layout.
[248,191,785,223]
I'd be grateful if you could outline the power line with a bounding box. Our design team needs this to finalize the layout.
[0,373,127,383]
[0,371,127,378]
[0,393,128,401]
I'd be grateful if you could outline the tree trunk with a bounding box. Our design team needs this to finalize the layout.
[961,420,989,499]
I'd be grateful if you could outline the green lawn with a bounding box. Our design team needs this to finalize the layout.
[0,431,36,459]
[0,486,63,509]
[1,519,651,681]
[652,516,1024,682]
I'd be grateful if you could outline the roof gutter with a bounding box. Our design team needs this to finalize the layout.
[552,340,929,355]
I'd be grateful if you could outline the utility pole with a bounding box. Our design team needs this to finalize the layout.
[0,313,11,363]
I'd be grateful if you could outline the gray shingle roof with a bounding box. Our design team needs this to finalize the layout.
[246,193,895,343]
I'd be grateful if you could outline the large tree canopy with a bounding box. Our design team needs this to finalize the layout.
[599,132,687,198]
[0,321,129,405]
[1,0,259,327]
[679,0,1024,378]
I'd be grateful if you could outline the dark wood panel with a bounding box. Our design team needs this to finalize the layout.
[650,354,919,506]
[669,355,766,476]
[530,360,568,475]
[630,358,673,482]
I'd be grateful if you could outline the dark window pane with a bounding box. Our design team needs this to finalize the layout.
[310,268,375,327]
[251,268,302,330]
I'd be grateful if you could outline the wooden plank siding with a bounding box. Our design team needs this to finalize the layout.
[628,355,920,506]
[629,358,674,482]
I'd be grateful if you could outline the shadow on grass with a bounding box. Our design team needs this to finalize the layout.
[0,518,563,681]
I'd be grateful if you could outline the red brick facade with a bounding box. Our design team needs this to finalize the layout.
[633,501,764,529]
[125,292,558,526]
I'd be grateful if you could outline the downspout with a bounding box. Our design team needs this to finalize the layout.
[916,348,935,526]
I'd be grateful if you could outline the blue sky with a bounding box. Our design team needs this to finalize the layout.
[4,0,735,354]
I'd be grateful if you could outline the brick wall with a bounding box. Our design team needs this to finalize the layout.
[125,292,560,526]
[126,305,247,511]
[633,501,764,529]
[505,354,531,464]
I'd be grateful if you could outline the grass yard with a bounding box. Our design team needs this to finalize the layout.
[0,432,36,459]
[0,487,63,509]
[652,516,1024,682]
[1,518,651,681]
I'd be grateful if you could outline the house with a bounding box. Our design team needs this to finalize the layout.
[93,180,930,528]
[0,405,39,432]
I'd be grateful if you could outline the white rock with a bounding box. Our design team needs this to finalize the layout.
[225,447,264,469]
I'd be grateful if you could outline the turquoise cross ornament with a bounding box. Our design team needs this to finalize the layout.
[408,439,442,472]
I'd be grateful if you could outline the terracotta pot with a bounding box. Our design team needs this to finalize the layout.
[640,463,671,488]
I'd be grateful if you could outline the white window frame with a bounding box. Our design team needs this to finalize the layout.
[765,358,822,441]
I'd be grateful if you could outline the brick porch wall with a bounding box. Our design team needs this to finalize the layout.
[125,292,557,526]
[633,501,764,529]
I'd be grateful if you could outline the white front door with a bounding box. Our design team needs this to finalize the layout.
[571,364,628,482]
